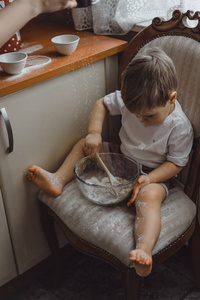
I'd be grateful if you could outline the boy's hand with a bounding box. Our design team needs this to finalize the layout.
[127,175,150,207]
[84,133,102,156]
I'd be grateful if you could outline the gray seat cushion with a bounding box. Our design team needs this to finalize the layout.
[38,179,196,267]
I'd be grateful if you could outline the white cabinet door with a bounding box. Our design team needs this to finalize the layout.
[0,59,109,274]
[0,188,17,286]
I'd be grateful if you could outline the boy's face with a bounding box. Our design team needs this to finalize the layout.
[134,92,177,125]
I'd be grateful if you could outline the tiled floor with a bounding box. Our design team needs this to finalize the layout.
[5,245,200,300]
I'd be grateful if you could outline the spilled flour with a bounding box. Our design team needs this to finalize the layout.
[5,55,51,81]
[25,55,51,67]
[80,176,133,205]
[20,43,43,54]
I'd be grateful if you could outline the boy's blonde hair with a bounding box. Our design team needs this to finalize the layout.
[121,48,178,113]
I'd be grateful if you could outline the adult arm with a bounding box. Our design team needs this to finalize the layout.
[0,0,77,47]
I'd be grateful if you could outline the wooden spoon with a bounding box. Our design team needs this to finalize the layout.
[96,153,120,186]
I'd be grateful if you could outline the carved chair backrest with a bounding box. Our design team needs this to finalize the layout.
[118,10,200,202]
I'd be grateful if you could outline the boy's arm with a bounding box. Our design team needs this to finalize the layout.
[127,161,182,206]
[146,161,182,184]
[84,97,108,156]
[88,97,107,135]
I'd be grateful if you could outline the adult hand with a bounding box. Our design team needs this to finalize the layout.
[36,0,77,14]
[0,0,77,48]
[127,175,150,207]
[84,133,102,157]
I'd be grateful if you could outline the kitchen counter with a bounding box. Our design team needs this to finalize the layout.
[0,19,127,97]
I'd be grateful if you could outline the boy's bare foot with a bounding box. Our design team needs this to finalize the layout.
[129,249,152,277]
[28,165,63,197]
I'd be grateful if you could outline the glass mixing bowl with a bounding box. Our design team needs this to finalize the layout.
[74,153,139,206]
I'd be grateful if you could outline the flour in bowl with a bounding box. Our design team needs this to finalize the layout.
[81,176,133,205]
[86,176,127,186]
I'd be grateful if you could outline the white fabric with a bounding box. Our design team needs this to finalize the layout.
[181,0,200,11]
[38,180,196,267]
[104,91,193,168]
[72,0,200,35]
[114,0,179,32]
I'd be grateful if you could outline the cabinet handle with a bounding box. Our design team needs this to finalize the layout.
[0,108,14,153]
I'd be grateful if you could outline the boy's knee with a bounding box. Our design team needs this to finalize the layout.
[137,183,164,202]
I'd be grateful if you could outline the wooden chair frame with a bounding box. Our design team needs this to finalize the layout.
[41,10,200,300]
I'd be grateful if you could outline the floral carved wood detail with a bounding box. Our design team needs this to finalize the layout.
[152,10,200,36]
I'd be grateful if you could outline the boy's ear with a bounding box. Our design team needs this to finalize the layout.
[169,91,177,104]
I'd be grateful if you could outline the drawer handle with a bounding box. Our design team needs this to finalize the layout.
[0,108,14,153]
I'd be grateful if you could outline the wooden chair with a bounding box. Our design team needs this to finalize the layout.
[39,10,200,299]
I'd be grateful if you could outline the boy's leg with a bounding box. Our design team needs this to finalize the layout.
[129,183,166,277]
[28,138,86,197]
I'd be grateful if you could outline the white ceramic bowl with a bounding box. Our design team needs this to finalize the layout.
[51,34,80,55]
[74,153,139,206]
[0,52,27,75]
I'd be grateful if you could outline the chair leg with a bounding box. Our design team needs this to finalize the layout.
[191,220,200,289]
[121,265,142,300]
[41,203,62,284]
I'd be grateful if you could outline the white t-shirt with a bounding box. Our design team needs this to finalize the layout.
[104,90,193,168]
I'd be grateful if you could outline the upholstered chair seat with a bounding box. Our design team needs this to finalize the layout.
[39,180,196,267]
